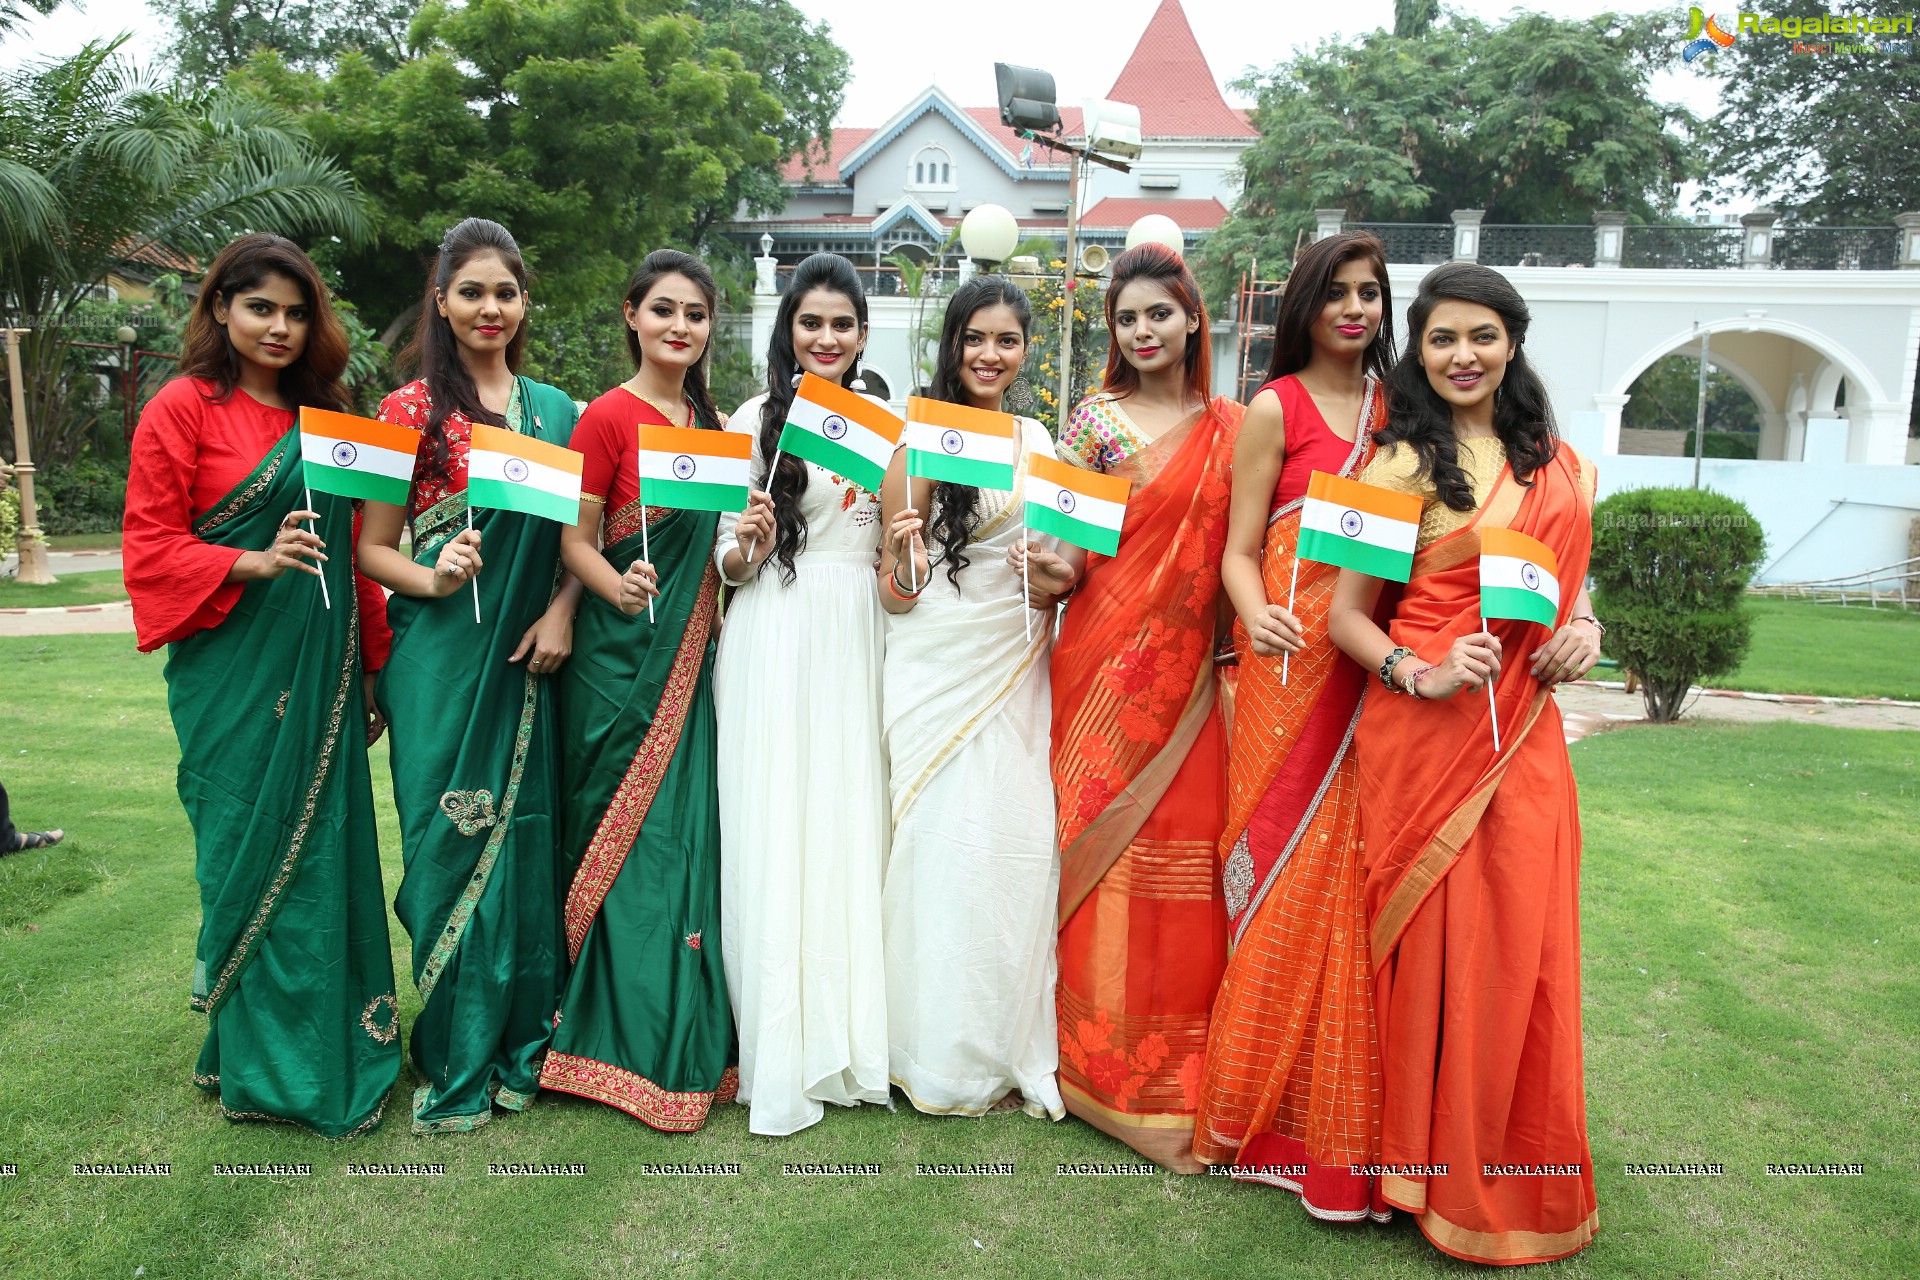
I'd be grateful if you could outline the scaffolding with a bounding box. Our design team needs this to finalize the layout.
[1234,262,1288,403]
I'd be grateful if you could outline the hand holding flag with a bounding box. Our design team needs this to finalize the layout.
[297,406,426,610]
[1285,470,1425,683]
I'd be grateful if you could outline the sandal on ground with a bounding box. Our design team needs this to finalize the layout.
[4,829,63,855]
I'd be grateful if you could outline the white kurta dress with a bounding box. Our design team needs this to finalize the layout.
[714,392,892,1135]
[882,415,1066,1120]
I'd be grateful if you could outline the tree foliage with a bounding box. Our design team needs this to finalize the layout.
[149,0,418,87]
[1623,355,1762,434]
[1703,0,1920,224]
[0,39,372,465]
[1197,8,1699,302]
[230,0,791,350]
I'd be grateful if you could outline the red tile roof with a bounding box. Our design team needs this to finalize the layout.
[1079,197,1230,232]
[111,237,201,275]
[780,128,875,184]
[1106,0,1258,139]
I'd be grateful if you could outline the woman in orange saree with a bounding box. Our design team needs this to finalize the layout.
[1330,264,1603,1265]
[1019,245,1238,1171]
[1192,231,1395,1221]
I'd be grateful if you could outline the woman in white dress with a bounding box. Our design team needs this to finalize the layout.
[714,254,892,1135]
[876,275,1065,1120]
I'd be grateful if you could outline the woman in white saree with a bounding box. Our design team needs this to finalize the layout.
[876,276,1065,1120]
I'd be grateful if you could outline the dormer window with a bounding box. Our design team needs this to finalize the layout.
[908,145,956,191]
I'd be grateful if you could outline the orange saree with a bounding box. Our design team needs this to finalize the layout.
[1357,445,1598,1265]
[1193,379,1388,1221]
[1051,395,1239,1172]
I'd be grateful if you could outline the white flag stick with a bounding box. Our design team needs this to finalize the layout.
[304,486,331,610]
[1483,615,1501,753]
[466,506,481,624]
[1021,537,1033,644]
[1280,552,1300,686]
[640,500,656,624]
[745,448,781,565]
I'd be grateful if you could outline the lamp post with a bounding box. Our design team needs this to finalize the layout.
[117,323,139,441]
[1692,323,1712,490]
[1125,214,1184,256]
[4,328,56,584]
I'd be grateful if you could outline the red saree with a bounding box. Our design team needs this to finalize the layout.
[1358,446,1599,1265]
[1052,395,1239,1172]
[1192,378,1388,1221]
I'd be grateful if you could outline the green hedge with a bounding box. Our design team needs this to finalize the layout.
[34,456,127,536]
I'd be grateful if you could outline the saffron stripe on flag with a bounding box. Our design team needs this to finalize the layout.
[903,396,1017,438]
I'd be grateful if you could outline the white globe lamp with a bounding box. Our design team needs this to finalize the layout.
[1125,214,1184,256]
[960,203,1020,269]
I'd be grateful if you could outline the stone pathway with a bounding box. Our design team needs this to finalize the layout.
[1558,681,1920,742]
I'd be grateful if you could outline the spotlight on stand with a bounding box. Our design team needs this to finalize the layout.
[994,63,1061,134]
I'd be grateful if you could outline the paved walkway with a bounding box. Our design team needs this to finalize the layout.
[1558,681,1920,742]
[1,549,124,575]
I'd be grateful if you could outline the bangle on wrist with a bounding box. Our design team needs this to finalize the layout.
[886,569,923,601]
[1399,663,1435,697]
[1379,645,1415,690]
[1571,614,1605,637]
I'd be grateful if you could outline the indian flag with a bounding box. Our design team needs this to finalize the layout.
[902,397,1015,490]
[779,372,903,493]
[638,421,752,512]
[1479,527,1561,627]
[467,424,583,525]
[1296,470,1423,582]
[299,406,419,506]
[1025,453,1130,556]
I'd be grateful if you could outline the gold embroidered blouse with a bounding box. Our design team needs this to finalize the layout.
[1358,437,1509,550]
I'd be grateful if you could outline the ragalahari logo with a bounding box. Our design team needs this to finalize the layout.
[1683,8,1738,60]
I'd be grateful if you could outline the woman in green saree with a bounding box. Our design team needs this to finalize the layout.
[359,218,583,1134]
[124,232,401,1137]
[537,249,737,1130]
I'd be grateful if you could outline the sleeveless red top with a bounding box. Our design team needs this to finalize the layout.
[1264,374,1361,510]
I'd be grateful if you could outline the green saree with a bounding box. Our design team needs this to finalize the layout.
[168,429,400,1138]
[538,498,736,1130]
[380,376,577,1134]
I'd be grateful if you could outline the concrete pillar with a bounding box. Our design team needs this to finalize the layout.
[1592,212,1627,269]
[1851,402,1912,466]
[1740,207,1778,269]
[1593,392,1631,454]
[957,257,977,287]
[1451,209,1484,262]
[1313,209,1346,242]
[1897,212,1920,268]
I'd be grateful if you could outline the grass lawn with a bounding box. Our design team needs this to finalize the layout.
[1715,597,1920,701]
[0,568,127,609]
[42,531,124,553]
[2,635,1915,1278]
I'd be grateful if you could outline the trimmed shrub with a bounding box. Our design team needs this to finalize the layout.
[36,455,128,536]
[1590,486,1765,722]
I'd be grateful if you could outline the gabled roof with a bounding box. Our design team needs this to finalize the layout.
[781,129,875,184]
[1106,0,1258,139]
[1079,197,1230,232]
[836,87,1070,184]
[869,197,948,241]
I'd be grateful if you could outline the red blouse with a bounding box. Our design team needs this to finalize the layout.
[1267,374,1365,511]
[376,379,476,519]
[571,387,681,512]
[123,377,392,664]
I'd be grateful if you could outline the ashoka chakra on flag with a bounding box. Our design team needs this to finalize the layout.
[331,441,358,467]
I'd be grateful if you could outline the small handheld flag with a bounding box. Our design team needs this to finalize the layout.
[299,407,420,507]
[638,422,752,512]
[780,373,903,493]
[1024,453,1129,556]
[467,424,583,525]
[1296,471,1423,582]
[1478,527,1561,628]
[903,397,1016,491]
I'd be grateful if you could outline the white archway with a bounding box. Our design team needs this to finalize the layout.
[1606,315,1888,406]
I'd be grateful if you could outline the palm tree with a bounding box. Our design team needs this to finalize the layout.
[0,38,372,466]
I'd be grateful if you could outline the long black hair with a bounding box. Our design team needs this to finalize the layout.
[624,248,723,433]
[180,232,350,414]
[757,253,869,585]
[1267,230,1394,384]
[926,275,1031,589]
[400,217,528,485]
[1380,262,1559,512]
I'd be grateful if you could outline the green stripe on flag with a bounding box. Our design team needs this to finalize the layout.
[780,422,886,492]
[468,476,577,524]
[304,463,411,506]
[906,450,1013,490]
[1481,584,1558,627]
[642,477,749,513]
[1026,502,1119,557]
[1296,526,1414,581]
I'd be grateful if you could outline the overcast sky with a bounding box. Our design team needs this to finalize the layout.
[3,0,1723,196]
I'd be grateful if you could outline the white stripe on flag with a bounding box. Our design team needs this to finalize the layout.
[1025,475,1125,534]
[902,420,1015,466]
[468,448,581,502]
[299,433,417,482]
[1298,494,1418,555]
[1481,554,1562,606]
[637,449,753,489]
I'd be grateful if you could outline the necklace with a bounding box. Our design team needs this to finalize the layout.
[628,381,692,428]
